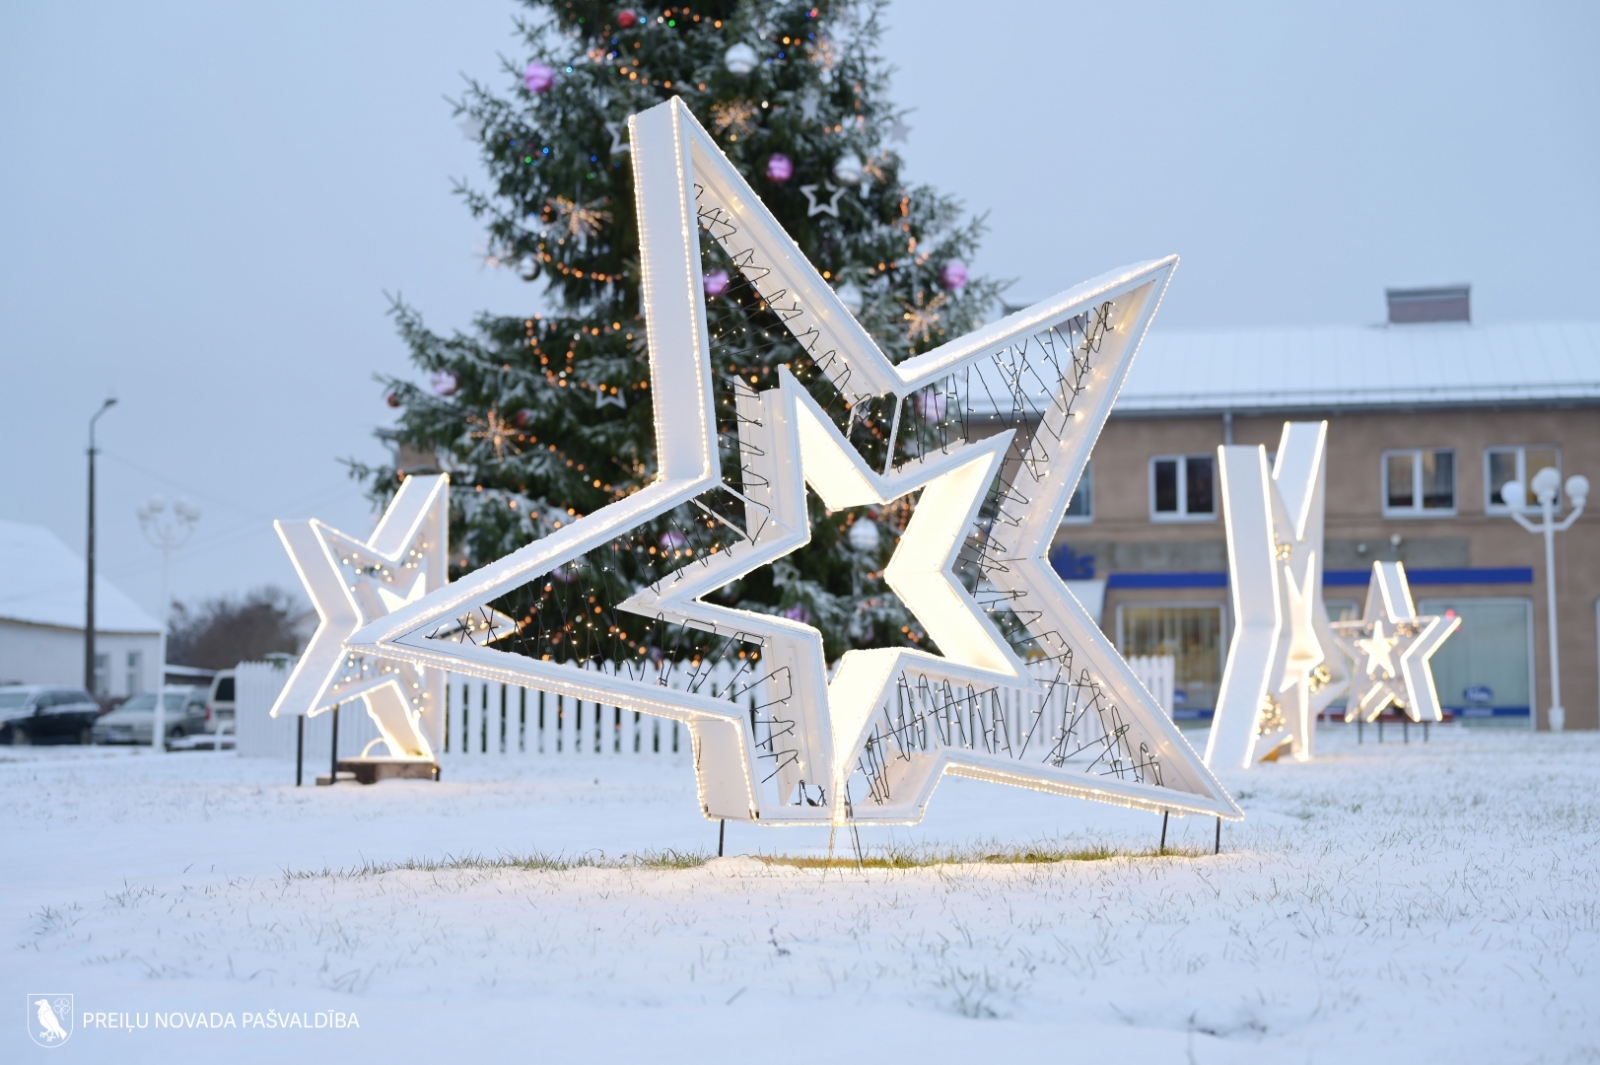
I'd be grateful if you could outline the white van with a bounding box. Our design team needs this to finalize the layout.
[205,670,236,732]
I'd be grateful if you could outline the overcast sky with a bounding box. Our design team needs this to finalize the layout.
[2,1,1596,620]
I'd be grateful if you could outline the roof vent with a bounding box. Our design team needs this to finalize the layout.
[1386,284,1470,324]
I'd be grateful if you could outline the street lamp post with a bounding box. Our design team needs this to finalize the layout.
[85,398,118,695]
[1500,467,1589,731]
[137,497,200,752]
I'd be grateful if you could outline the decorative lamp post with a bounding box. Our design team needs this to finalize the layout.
[137,496,200,752]
[85,398,118,695]
[1499,467,1588,731]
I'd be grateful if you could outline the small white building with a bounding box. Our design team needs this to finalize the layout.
[0,520,161,697]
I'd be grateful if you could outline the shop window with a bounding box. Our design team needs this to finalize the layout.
[1417,597,1533,723]
[1117,604,1225,716]
[1383,448,1455,516]
[1150,455,1215,521]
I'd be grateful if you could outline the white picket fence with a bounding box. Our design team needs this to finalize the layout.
[236,653,1182,762]
[234,660,383,762]
[1128,655,1177,717]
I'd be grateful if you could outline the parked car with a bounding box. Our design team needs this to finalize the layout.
[206,670,236,733]
[90,687,208,746]
[0,685,103,745]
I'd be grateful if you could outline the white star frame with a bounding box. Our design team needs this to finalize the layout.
[271,473,451,759]
[348,97,1239,826]
[1331,561,1460,722]
[1208,422,1350,768]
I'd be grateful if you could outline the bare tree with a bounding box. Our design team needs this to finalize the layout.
[167,586,302,670]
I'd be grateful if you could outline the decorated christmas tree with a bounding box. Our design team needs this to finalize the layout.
[363,0,1000,661]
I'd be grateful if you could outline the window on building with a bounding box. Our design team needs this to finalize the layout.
[126,651,143,696]
[1150,455,1215,521]
[1062,460,1092,522]
[1117,604,1225,715]
[1485,446,1560,513]
[1383,448,1455,516]
[93,653,109,698]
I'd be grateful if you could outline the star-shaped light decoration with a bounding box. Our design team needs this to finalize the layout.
[709,99,761,139]
[901,290,948,343]
[547,196,612,239]
[348,98,1239,827]
[1331,562,1460,722]
[798,182,847,218]
[1208,422,1349,768]
[271,474,453,759]
[467,409,521,460]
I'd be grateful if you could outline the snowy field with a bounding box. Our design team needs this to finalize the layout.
[3,723,1596,1063]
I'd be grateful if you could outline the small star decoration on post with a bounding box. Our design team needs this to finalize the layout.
[1331,561,1460,722]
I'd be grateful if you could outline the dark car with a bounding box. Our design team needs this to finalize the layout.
[91,687,209,747]
[0,686,103,745]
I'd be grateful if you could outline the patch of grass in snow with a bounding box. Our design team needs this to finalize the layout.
[754,841,1213,870]
[281,840,1216,882]
[282,848,710,880]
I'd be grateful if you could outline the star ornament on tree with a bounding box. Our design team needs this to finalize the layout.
[271,474,452,759]
[1208,422,1349,768]
[348,98,1239,827]
[1331,562,1460,722]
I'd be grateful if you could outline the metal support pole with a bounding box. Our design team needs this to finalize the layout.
[1159,811,1169,854]
[1214,817,1221,855]
[84,398,116,695]
[1423,721,1430,743]
[329,703,340,782]
[295,715,304,786]
[717,819,725,858]
[1403,718,1409,744]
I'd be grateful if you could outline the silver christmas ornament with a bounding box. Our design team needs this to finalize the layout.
[847,518,881,552]
[831,153,864,186]
[723,43,758,76]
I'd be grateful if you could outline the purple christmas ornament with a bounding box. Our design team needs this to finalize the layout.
[782,602,812,625]
[431,369,459,397]
[765,153,793,184]
[703,269,730,298]
[938,259,969,292]
[522,62,556,94]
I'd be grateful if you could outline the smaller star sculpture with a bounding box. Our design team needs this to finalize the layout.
[271,474,451,759]
[1331,562,1460,722]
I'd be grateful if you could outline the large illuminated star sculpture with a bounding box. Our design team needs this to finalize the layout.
[1208,422,1350,768]
[271,474,451,759]
[1330,561,1459,722]
[347,97,1239,826]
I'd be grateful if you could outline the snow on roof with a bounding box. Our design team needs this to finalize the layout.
[0,520,160,634]
[1114,321,1600,415]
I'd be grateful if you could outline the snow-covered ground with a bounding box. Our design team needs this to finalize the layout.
[4,723,1596,1063]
